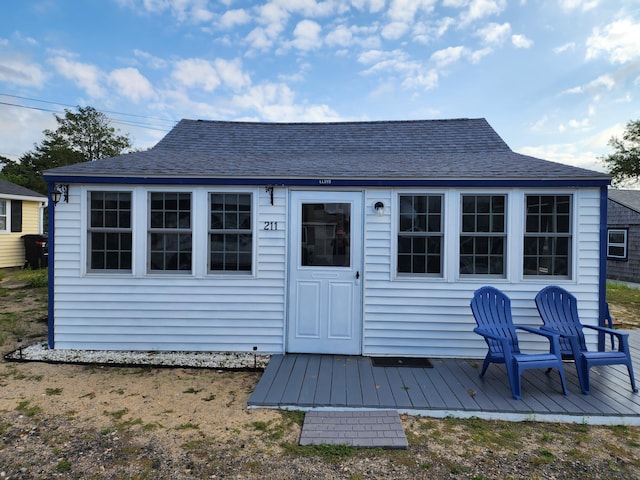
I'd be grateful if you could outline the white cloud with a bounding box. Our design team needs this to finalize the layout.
[554,42,575,54]
[512,34,533,48]
[586,19,640,64]
[564,73,616,95]
[0,53,46,87]
[350,0,386,13]
[246,2,289,50]
[109,68,155,102]
[171,58,220,92]
[475,22,511,45]
[290,19,322,51]
[518,142,604,172]
[431,46,467,67]
[469,46,493,63]
[359,49,439,91]
[325,24,353,47]
[387,0,437,23]
[124,0,214,23]
[381,22,410,40]
[48,56,105,97]
[134,49,168,69]
[219,9,251,28]
[460,0,507,26]
[214,58,251,90]
[558,0,599,12]
[230,81,342,122]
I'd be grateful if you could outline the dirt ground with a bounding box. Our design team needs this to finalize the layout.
[1,271,640,479]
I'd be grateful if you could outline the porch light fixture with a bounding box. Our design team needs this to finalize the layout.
[374,201,384,216]
[52,184,69,205]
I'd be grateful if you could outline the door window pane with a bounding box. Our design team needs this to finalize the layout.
[301,203,351,267]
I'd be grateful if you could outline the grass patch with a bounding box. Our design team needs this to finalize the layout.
[45,387,63,396]
[176,423,200,430]
[16,400,41,417]
[103,408,129,421]
[281,442,356,461]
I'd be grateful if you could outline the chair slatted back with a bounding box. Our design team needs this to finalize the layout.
[535,286,588,352]
[471,286,520,355]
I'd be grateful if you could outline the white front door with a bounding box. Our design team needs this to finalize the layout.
[287,191,363,354]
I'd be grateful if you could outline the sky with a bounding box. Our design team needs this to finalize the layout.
[0,0,639,174]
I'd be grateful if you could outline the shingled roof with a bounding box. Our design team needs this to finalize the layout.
[0,178,46,199]
[45,118,609,184]
[609,189,640,213]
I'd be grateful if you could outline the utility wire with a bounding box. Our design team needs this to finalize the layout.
[0,94,177,131]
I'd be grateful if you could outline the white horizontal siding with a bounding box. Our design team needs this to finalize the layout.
[362,187,603,358]
[53,185,286,353]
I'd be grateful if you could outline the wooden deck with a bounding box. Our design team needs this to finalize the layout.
[248,331,640,425]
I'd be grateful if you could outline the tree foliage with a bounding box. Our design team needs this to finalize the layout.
[602,119,640,186]
[0,106,132,195]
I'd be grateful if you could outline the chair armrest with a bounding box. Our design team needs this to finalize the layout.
[582,325,630,352]
[582,324,629,338]
[473,327,505,342]
[515,326,563,357]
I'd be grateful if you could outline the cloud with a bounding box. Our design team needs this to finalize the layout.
[230,81,342,122]
[459,0,507,26]
[558,0,599,12]
[290,19,322,51]
[134,49,168,69]
[381,22,410,40]
[586,19,640,64]
[218,8,251,28]
[431,46,467,67]
[512,34,533,48]
[359,49,439,91]
[387,0,437,23]
[48,56,105,97]
[554,42,575,54]
[119,0,214,23]
[109,67,155,102]
[475,22,511,45]
[214,58,251,90]
[563,73,615,96]
[351,0,386,13]
[0,53,46,87]
[171,58,220,92]
[325,24,353,47]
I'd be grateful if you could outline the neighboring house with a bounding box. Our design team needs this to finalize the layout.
[607,189,640,283]
[0,179,47,268]
[43,118,610,358]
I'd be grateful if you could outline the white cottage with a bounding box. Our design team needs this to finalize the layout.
[44,118,611,358]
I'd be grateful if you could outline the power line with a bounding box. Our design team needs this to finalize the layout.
[0,94,177,132]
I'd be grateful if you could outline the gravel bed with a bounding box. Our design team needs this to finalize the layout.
[4,342,271,369]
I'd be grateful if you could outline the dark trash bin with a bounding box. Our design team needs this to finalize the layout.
[22,234,48,269]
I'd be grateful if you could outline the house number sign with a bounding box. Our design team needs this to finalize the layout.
[264,221,279,231]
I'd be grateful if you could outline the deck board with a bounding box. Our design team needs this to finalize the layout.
[248,331,640,425]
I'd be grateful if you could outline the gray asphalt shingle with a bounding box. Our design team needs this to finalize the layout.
[45,118,609,182]
[0,178,46,198]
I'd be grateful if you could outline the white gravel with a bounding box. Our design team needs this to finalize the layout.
[5,342,271,369]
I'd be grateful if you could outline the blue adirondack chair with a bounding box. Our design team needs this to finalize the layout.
[470,286,569,400]
[535,285,638,395]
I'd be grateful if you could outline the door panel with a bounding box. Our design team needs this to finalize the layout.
[288,191,362,354]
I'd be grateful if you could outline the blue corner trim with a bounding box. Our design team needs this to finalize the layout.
[598,186,608,351]
[47,183,55,349]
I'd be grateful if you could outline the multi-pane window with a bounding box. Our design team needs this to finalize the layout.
[88,192,132,271]
[460,195,506,275]
[209,193,252,272]
[0,200,6,232]
[607,229,628,259]
[149,192,192,272]
[523,195,572,277]
[398,194,443,275]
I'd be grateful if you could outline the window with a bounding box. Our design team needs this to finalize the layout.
[460,195,506,275]
[209,193,252,272]
[523,195,572,277]
[398,194,443,275]
[149,192,192,272]
[0,199,6,232]
[608,229,628,260]
[88,192,132,271]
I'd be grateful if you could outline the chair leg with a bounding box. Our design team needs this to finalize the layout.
[556,365,569,396]
[508,360,521,400]
[479,356,491,378]
[626,363,638,393]
[580,361,591,395]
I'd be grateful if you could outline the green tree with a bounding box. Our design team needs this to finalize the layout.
[602,119,640,186]
[0,106,132,194]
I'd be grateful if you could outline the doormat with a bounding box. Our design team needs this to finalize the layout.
[371,357,433,368]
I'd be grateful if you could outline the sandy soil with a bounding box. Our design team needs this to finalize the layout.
[1,271,640,479]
